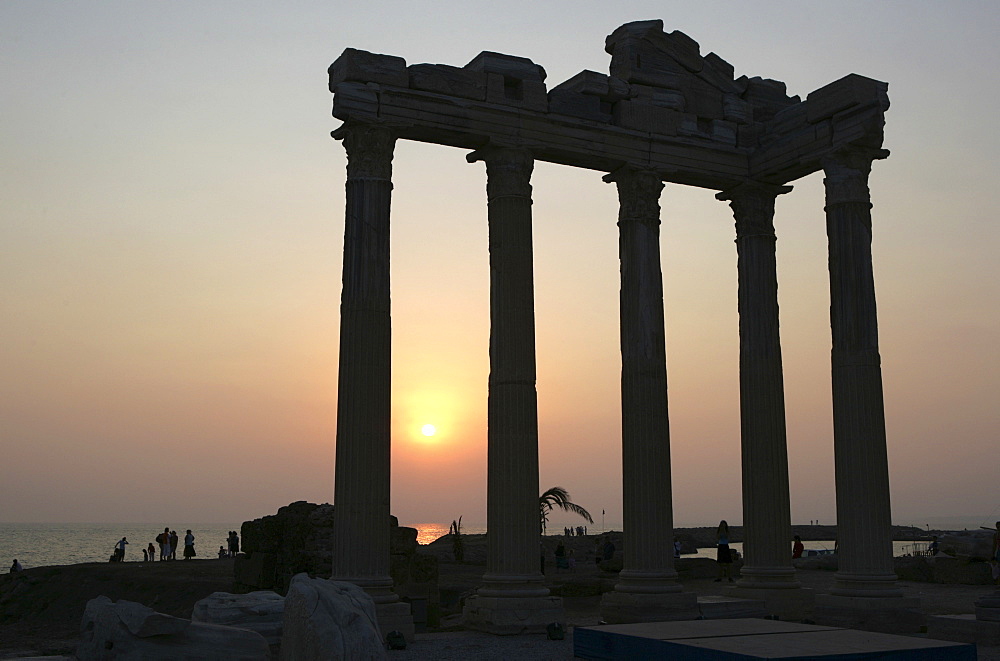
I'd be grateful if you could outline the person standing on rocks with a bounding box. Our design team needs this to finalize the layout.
[147,542,156,562]
[168,530,179,560]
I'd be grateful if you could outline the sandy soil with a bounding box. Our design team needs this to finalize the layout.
[2,553,997,659]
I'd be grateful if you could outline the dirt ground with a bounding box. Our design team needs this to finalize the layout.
[2,554,998,659]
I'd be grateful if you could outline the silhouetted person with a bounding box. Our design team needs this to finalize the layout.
[183,530,195,560]
[169,530,179,560]
[792,535,804,559]
[157,528,170,561]
[602,536,615,562]
[147,542,156,562]
[928,535,939,556]
[11,559,23,573]
[714,520,733,582]
[115,537,129,562]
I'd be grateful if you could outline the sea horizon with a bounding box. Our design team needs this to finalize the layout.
[3,518,981,570]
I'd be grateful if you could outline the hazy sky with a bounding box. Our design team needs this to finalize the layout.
[2,1,998,531]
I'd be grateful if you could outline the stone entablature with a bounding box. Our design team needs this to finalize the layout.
[329,19,888,189]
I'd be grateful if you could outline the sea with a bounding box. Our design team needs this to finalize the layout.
[0,522,927,570]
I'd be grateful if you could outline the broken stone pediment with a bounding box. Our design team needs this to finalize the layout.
[328,21,889,186]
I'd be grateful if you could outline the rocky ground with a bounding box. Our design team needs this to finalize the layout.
[2,542,998,660]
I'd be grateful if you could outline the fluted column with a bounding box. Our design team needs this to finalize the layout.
[462,145,563,634]
[471,146,548,597]
[822,146,901,598]
[330,124,412,639]
[600,168,696,624]
[717,182,800,590]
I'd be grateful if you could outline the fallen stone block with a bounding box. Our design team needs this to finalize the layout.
[192,590,284,647]
[280,575,386,661]
[77,596,270,661]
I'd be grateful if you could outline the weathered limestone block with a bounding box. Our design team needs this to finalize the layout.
[465,50,546,81]
[629,84,686,111]
[192,591,285,647]
[742,76,798,122]
[484,73,547,112]
[548,89,611,122]
[77,596,270,661]
[408,63,486,101]
[280,575,386,661]
[723,94,751,124]
[465,51,547,112]
[613,100,682,134]
[806,73,889,123]
[328,48,407,90]
[606,20,705,82]
[547,70,629,122]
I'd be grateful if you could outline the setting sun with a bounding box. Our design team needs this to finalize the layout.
[421,424,437,437]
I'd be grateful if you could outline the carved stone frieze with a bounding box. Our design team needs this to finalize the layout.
[341,124,396,180]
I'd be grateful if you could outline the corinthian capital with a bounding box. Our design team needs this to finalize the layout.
[716,182,791,239]
[605,167,664,226]
[340,123,396,180]
[468,146,534,200]
[821,146,889,207]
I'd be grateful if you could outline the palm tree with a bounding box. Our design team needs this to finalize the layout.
[539,486,594,533]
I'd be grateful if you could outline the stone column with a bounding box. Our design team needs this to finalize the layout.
[718,182,811,619]
[330,122,413,639]
[462,146,563,634]
[821,147,901,599]
[814,146,920,632]
[600,167,697,624]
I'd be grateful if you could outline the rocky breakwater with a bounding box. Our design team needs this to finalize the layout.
[234,501,438,624]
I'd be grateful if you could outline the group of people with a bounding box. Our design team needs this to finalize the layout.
[217,530,240,559]
[109,528,197,562]
[563,526,588,537]
[153,528,196,560]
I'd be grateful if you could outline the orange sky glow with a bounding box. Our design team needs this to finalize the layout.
[2,1,998,532]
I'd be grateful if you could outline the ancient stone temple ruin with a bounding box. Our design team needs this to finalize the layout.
[327,20,908,636]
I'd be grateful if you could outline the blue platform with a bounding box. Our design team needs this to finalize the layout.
[574,619,976,660]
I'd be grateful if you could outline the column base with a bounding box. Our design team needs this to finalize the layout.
[830,571,903,597]
[375,600,415,643]
[599,590,699,624]
[331,575,415,642]
[814,593,923,634]
[728,586,814,621]
[462,594,564,635]
[737,567,801,590]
